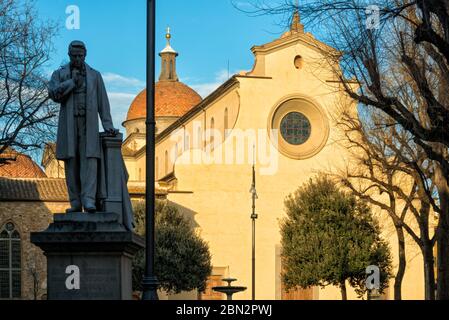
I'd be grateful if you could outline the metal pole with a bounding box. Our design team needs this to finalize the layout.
[250,148,258,300]
[252,215,256,300]
[142,0,159,301]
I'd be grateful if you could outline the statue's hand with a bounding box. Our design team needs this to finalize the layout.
[106,128,119,136]
[72,69,83,88]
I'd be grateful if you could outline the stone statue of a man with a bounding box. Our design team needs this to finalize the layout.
[48,41,118,213]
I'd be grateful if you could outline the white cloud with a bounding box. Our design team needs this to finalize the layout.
[99,72,144,131]
[233,1,254,10]
[106,92,137,130]
[188,69,240,98]
[102,69,247,131]
[190,83,223,98]
[102,72,145,90]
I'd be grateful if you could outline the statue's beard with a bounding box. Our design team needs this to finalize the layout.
[70,62,86,75]
[70,60,85,70]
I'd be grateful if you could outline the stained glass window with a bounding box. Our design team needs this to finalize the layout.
[280,112,311,145]
[0,223,21,299]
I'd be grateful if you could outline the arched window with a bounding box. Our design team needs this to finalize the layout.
[165,150,169,175]
[0,222,21,299]
[224,108,229,139]
[170,60,174,79]
[210,117,215,150]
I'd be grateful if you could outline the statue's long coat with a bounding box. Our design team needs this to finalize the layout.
[48,63,114,160]
[48,63,134,230]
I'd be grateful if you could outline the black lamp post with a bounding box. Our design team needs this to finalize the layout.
[141,0,159,300]
[250,148,258,300]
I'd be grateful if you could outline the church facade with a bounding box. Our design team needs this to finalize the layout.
[120,14,426,300]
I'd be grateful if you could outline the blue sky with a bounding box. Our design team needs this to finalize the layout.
[36,0,297,129]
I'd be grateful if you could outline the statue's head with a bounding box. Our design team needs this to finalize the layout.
[68,41,87,69]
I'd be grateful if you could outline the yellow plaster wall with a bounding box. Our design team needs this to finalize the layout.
[124,32,427,300]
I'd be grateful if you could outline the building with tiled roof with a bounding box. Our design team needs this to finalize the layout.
[0,174,167,300]
[0,150,68,300]
[0,148,47,179]
[0,178,68,202]
[0,177,166,202]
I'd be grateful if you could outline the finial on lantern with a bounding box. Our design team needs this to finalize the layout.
[166,26,171,46]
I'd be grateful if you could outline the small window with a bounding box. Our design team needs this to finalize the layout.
[197,127,202,150]
[294,55,303,69]
[184,133,190,150]
[0,223,21,299]
[170,60,174,79]
[224,108,229,139]
[210,118,215,150]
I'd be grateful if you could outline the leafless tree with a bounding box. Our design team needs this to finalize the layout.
[334,104,439,300]
[0,0,58,165]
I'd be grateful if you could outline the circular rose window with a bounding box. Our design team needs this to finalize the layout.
[280,112,311,145]
[269,97,329,160]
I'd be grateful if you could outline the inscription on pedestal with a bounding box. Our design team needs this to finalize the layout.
[30,212,144,300]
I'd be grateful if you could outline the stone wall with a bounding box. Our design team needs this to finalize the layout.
[0,201,67,300]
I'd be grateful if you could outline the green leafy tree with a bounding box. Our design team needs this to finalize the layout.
[132,200,212,295]
[280,175,392,300]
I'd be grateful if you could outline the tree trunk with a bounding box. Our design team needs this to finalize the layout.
[435,165,449,300]
[340,280,347,300]
[423,242,436,300]
[437,196,449,300]
[417,194,436,300]
[394,226,406,300]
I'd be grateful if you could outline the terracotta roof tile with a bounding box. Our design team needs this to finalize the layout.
[126,81,202,121]
[0,178,167,202]
[0,148,47,178]
[0,178,68,201]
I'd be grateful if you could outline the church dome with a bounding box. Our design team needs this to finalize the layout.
[125,28,202,123]
[126,81,202,121]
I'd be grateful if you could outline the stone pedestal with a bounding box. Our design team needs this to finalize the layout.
[30,213,144,300]
[101,133,124,224]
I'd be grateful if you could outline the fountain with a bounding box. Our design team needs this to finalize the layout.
[212,278,247,300]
